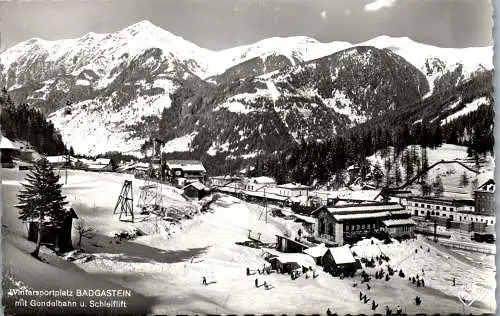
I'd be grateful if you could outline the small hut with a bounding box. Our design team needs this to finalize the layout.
[322,246,357,276]
[27,208,79,252]
[270,253,316,274]
[183,181,210,200]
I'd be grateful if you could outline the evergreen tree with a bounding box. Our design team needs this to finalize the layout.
[16,158,69,258]
[432,176,444,197]
[460,171,470,187]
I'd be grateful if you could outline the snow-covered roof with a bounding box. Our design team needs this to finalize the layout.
[382,219,416,227]
[46,156,68,164]
[95,158,111,165]
[166,160,206,173]
[0,136,17,150]
[327,246,356,264]
[277,183,311,190]
[275,253,316,268]
[86,163,109,170]
[333,211,390,221]
[247,176,276,184]
[244,190,288,201]
[303,243,328,258]
[327,203,403,214]
[184,181,209,191]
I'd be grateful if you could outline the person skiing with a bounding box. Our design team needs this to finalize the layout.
[202,276,207,286]
[255,278,258,287]
[246,267,250,275]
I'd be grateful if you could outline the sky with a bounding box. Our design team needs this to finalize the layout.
[0,0,493,51]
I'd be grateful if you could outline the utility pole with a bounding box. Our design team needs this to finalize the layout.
[65,151,69,184]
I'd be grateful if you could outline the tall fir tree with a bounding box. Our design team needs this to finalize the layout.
[16,158,69,258]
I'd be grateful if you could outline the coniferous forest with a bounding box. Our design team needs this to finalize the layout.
[1,88,67,156]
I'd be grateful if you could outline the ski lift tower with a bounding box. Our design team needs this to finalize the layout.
[137,138,164,211]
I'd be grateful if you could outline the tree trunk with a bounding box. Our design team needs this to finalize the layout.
[32,218,43,258]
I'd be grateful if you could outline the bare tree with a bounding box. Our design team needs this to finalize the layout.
[74,220,96,249]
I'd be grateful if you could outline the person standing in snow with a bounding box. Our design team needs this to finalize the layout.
[255,278,258,287]
[202,276,207,286]
[453,277,456,286]
[327,308,332,316]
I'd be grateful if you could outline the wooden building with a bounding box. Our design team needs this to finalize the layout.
[183,181,210,200]
[269,253,316,274]
[1,136,19,168]
[381,219,416,238]
[475,179,495,216]
[275,234,309,253]
[322,246,357,276]
[27,208,78,252]
[303,243,328,265]
[311,202,411,246]
[165,160,207,185]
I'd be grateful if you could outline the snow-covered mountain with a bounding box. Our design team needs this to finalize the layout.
[0,20,493,157]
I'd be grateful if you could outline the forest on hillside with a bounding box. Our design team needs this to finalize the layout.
[1,88,67,156]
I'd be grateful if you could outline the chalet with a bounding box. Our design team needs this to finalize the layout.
[85,158,116,171]
[183,181,210,200]
[475,179,494,216]
[269,253,316,274]
[165,160,207,185]
[311,202,411,246]
[0,136,18,168]
[27,208,79,252]
[322,246,357,276]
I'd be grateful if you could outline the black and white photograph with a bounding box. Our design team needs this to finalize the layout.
[0,0,495,315]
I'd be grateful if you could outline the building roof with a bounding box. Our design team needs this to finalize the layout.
[95,158,111,165]
[277,183,312,190]
[382,219,416,227]
[247,176,276,184]
[333,211,390,221]
[327,203,404,214]
[477,179,495,192]
[275,253,316,268]
[406,196,474,206]
[327,246,356,264]
[166,160,206,173]
[46,155,68,164]
[303,243,329,258]
[0,136,17,150]
[183,181,209,191]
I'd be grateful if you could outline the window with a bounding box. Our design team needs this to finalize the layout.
[459,216,462,221]
[476,218,478,222]
[443,207,447,211]
[436,206,440,210]
[362,224,365,229]
[427,205,431,209]
[421,204,424,207]
[414,203,418,207]
[346,225,350,231]
[443,214,446,217]
[480,219,483,222]
[436,212,440,215]
[175,170,182,176]
[491,221,494,224]
[357,225,360,230]
[420,211,425,215]
[450,208,454,211]
[431,211,435,215]
[328,223,334,235]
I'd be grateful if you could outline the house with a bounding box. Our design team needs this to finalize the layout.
[1,136,19,167]
[275,234,309,253]
[475,179,494,216]
[183,181,210,200]
[27,208,78,252]
[311,202,411,246]
[269,253,316,274]
[268,183,312,198]
[85,158,116,171]
[381,219,416,238]
[405,196,494,226]
[46,155,71,169]
[322,246,357,276]
[165,160,207,185]
[303,243,329,265]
